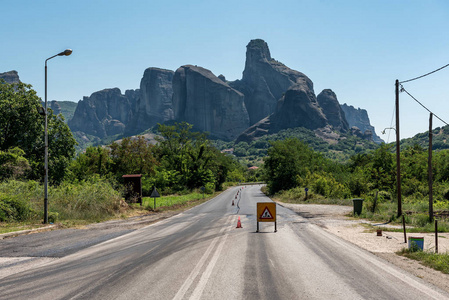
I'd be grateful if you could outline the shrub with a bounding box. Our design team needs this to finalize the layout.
[0,193,34,222]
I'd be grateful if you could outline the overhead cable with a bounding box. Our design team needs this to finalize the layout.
[399,63,449,84]
[400,84,449,126]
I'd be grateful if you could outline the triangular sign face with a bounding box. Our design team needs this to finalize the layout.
[150,187,160,198]
[260,207,274,219]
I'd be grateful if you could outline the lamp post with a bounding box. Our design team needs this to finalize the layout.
[44,49,72,224]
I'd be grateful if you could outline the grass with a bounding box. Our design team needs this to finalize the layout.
[141,192,213,211]
[0,223,50,235]
[397,248,449,274]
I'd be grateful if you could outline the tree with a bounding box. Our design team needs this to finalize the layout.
[154,122,236,191]
[263,138,323,194]
[69,146,112,181]
[109,136,157,179]
[0,80,76,183]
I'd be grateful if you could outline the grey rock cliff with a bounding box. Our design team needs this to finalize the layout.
[126,68,174,135]
[317,89,349,132]
[236,84,327,143]
[69,88,137,138]
[341,104,382,143]
[172,65,249,141]
[230,39,314,125]
[0,70,20,84]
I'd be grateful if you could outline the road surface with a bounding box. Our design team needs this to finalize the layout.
[1,185,448,299]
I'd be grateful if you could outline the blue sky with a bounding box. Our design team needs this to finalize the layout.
[2,0,449,140]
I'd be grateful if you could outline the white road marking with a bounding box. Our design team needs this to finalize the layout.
[173,215,234,300]
[189,219,232,300]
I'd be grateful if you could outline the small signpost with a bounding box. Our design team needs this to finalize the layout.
[256,202,277,232]
[150,187,160,209]
[200,186,205,199]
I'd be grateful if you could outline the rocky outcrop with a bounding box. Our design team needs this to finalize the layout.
[230,39,314,125]
[68,88,137,138]
[126,68,174,135]
[341,104,382,143]
[0,70,20,84]
[49,101,62,115]
[236,84,327,143]
[317,89,349,132]
[172,65,249,141]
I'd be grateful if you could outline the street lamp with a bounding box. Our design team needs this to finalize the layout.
[44,49,72,224]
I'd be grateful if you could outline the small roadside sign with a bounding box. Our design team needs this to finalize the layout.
[257,202,277,233]
[150,187,160,209]
[150,187,160,198]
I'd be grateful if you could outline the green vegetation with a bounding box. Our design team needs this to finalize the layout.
[398,249,449,274]
[0,79,76,184]
[214,127,378,167]
[0,179,120,226]
[142,192,211,211]
[264,139,449,228]
[0,78,246,226]
[401,125,449,151]
[55,101,78,123]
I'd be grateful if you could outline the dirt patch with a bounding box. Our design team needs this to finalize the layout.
[278,202,449,294]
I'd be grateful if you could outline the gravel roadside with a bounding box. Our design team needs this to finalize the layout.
[278,202,449,294]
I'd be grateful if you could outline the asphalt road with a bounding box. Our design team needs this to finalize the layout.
[1,185,448,299]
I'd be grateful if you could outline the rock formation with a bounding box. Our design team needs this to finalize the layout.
[0,70,20,84]
[126,68,174,135]
[341,104,382,143]
[317,89,349,132]
[69,88,137,138]
[236,84,327,143]
[172,65,249,141]
[230,39,314,125]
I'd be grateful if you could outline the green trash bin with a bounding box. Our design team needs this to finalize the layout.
[352,198,364,215]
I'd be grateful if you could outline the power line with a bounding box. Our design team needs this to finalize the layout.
[400,84,449,126]
[399,63,449,84]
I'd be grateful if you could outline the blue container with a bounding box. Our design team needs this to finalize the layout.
[408,237,424,251]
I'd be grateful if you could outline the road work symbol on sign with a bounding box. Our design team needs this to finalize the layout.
[260,207,274,219]
[257,202,276,222]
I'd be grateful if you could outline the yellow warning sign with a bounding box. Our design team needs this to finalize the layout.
[257,202,276,222]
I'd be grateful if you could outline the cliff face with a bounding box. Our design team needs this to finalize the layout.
[172,65,249,141]
[230,39,314,125]
[341,104,383,143]
[53,38,382,145]
[236,84,327,143]
[126,68,174,135]
[317,89,349,132]
[68,88,137,138]
[0,70,20,84]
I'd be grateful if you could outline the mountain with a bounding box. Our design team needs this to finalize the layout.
[0,70,20,84]
[230,39,314,126]
[4,39,382,149]
[172,65,249,140]
[341,104,383,143]
[317,89,349,133]
[68,88,137,138]
[125,68,174,136]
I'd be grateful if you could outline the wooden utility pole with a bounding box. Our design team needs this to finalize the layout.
[395,80,402,217]
[429,113,434,222]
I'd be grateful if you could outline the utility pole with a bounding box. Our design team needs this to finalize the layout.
[395,79,402,217]
[429,113,433,222]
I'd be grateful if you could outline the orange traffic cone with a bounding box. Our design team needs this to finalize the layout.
[236,216,242,228]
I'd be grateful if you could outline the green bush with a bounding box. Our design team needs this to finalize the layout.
[0,193,34,222]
